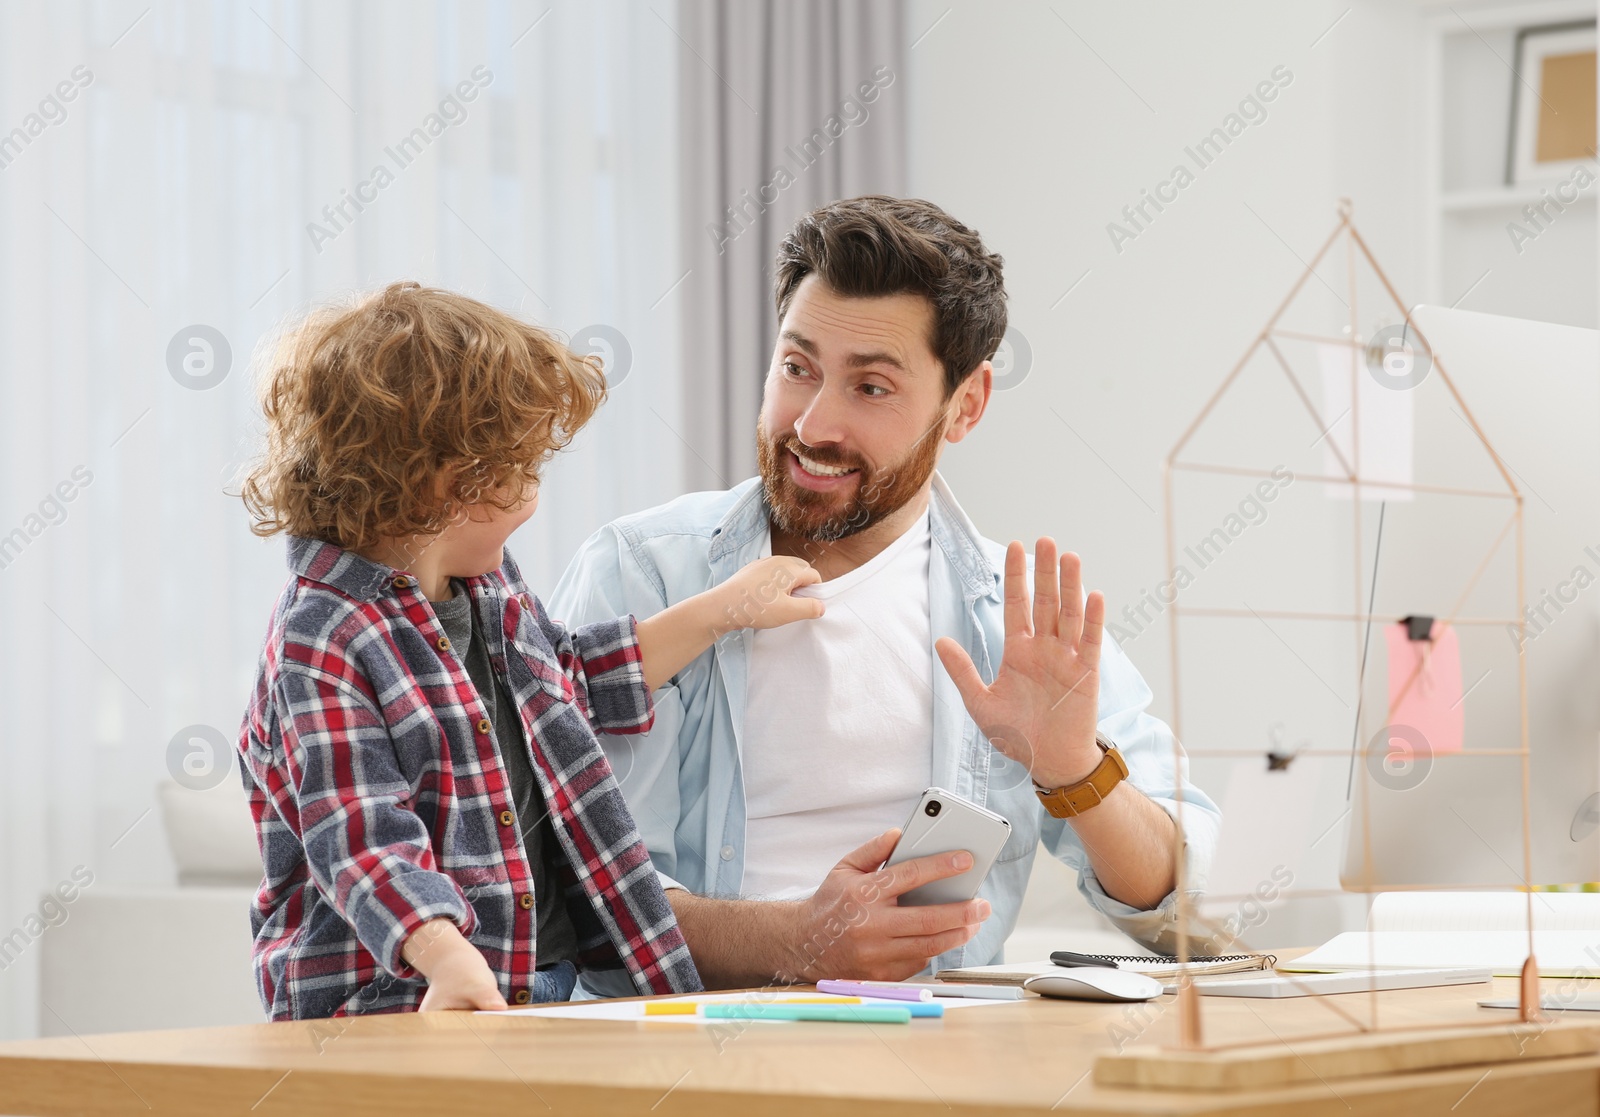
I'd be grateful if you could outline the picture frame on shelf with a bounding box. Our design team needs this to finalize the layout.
[1505,19,1596,185]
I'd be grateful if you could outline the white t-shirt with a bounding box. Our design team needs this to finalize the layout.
[739,510,935,900]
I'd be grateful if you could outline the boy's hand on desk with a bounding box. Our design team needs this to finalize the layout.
[719,556,824,632]
[403,917,509,1012]
[790,829,990,983]
[417,953,509,1012]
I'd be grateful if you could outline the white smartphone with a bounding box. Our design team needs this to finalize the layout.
[882,787,1011,906]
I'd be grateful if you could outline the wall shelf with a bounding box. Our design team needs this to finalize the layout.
[1422,0,1597,326]
[1439,186,1597,213]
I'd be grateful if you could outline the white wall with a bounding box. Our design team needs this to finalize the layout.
[907,0,1598,949]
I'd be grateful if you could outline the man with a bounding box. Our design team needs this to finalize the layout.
[550,196,1219,992]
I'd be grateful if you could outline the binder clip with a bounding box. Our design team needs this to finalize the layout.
[1265,723,1305,772]
[1401,615,1435,641]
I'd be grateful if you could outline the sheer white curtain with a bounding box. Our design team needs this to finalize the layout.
[0,0,682,1039]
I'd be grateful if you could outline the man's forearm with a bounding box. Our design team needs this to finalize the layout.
[1067,784,1179,911]
[667,890,811,989]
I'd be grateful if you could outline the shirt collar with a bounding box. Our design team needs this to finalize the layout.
[706,478,770,563]
[286,536,398,603]
[927,472,1000,602]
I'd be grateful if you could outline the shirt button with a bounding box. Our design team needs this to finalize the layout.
[499,810,515,827]
[519,893,534,910]
[436,636,451,651]
[392,576,411,589]
[477,718,492,734]
[513,989,531,1005]
[719,845,736,862]
[522,594,532,608]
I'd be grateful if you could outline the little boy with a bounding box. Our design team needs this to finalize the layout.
[237,282,821,1018]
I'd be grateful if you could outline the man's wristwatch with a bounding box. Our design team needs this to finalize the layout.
[1034,733,1128,818]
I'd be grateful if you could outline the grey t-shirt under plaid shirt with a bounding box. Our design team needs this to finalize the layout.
[433,581,578,968]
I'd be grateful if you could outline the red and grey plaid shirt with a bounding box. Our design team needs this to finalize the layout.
[237,536,701,1019]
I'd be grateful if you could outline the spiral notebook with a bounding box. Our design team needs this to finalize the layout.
[936,953,1275,984]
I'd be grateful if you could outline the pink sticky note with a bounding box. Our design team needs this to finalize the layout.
[1383,621,1464,755]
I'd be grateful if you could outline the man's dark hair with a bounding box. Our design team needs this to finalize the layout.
[773,196,1008,397]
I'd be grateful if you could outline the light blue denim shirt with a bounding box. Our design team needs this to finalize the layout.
[548,473,1220,991]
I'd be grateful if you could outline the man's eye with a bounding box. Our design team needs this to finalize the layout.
[861,383,889,397]
[782,362,807,377]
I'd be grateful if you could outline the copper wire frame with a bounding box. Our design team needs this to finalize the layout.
[1159,200,1538,1049]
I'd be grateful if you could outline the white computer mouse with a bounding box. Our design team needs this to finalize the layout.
[1023,968,1164,1003]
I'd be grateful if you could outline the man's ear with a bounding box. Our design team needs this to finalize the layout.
[943,362,992,444]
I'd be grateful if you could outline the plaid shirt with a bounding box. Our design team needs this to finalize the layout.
[237,536,702,1020]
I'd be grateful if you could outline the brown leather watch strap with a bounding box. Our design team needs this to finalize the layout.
[1034,735,1129,818]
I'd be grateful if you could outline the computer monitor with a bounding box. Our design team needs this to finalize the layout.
[1340,305,1600,890]
[1341,753,1600,888]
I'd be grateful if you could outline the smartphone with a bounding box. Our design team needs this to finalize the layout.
[882,787,1011,906]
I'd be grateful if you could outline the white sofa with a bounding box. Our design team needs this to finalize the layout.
[38,779,263,1036]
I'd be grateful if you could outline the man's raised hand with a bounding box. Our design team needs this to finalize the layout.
[935,538,1106,791]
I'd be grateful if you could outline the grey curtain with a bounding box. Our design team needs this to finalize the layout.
[676,0,909,487]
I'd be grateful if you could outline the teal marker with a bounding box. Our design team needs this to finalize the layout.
[701,1004,914,1024]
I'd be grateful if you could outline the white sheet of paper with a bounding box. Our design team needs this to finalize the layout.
[1203,759,1319,898]
[1318,342,1414,501]
[482,990,1016,1021]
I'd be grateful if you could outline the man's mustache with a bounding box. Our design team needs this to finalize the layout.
[778,436,864,472]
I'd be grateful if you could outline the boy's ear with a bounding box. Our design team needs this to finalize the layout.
[433,467,468,523]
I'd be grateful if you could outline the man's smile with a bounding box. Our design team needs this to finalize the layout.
[787,447,862,491]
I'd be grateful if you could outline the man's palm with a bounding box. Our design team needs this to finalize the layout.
[936,539,1105,790]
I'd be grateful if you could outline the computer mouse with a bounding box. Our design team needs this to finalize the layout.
[1023,968,1164,1003]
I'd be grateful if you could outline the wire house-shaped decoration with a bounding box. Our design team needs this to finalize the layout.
[1157,199,1537,1052]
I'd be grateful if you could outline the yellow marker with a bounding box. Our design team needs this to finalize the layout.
[643,996,862,1016]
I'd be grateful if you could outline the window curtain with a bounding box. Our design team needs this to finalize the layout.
[0,0,683,1040]
[674,0,908,487]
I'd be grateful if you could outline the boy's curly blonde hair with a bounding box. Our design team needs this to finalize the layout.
[242,282,606,551]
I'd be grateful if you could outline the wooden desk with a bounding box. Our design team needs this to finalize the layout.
[2,977,1597,1116]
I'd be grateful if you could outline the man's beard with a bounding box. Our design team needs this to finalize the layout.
[756,414,945,543]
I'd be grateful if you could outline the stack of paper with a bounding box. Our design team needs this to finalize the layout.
[1363,890,1600,932]
[1284,891,1600,978]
